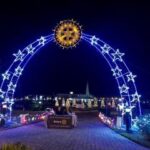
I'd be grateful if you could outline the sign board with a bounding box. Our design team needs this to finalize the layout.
[47,115,72,128]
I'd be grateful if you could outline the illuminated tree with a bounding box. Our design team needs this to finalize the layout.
[93,98,98,107]
[73,99,76,107]
[101,98,105,108]
[111,99,116,108]
[0,20,141,121]
[66,99,70,112]
[88,100,92,108]
[55,99,59,107]
[62,98,65,107]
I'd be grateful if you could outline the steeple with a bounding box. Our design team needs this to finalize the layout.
[86,82,90,96]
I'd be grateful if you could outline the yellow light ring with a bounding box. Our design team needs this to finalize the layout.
[54,20,82,48]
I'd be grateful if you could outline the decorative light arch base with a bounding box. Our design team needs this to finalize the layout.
[0,20,141,120]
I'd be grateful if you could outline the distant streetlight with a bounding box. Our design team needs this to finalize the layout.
[39,101,42,104]
[70,91,74,95]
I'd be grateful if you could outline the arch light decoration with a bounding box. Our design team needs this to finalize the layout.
[0,20,141,119]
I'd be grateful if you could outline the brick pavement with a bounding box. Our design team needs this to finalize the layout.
[0,113,149,150]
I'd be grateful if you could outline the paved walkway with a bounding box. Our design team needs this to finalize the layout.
[0,113,149,150]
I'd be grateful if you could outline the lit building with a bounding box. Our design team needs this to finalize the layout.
[54,82,94,102]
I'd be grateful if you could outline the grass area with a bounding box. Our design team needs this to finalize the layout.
[114,128,150,149]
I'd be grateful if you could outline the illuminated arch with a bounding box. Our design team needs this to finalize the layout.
[0,30,141,119]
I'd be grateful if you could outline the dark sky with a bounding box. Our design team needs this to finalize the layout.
[0,0,150,99]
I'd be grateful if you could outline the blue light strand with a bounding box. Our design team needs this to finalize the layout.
[0,35,53,101]
[0,34,54,92]
[82,37,124,102]
[82,33,141,116]
[8,37,54,99]
[5,35,54,101]
[0,32,141,120]
[82,35,130,102]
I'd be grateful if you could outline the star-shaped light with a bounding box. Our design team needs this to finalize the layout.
[111,49,125,62]
[26,45,35,54]
[118,103,124,110]
[126,72,137,82]
[125,105,136,112]
[131,92,141,102]
[125,107,132,113]
[118,97,124,102]
[111,66,122,78]
[0,89,5,98]
[13,50,25,62]
[38,36,46,45]
[2,71,10,80]
[130,105,136,109]
[101,44,111,54]
[119,84,129,94]
[3,98,14,107]
[8,82,16,92]
[14,66,23,77]
[4,97,10,103]
[90,36,99,45]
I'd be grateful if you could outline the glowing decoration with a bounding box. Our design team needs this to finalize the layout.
[40,115,45,120]
[70,91,74,95]
[13,50,25,62]
[0,89,5,98]
[32,117,35,121]
[82,100,85,109]
[90,36,99,45]
[127,72,136,82]
[2,71,10,80]
[7,82,16,92]
[38,36,46,45]
[111,66,122,78]
[55,99,59,107]
[118,98,123,102]
[125,108,131,113]
[0,20,141,121]
[136,114,150,136]
[87,99,92,108]
[101,44,111,54]
[66,99,70,108]
[111,49,125,62]
[93,98,98,107]
[26,45,35,54]
[2,104,7,109]
[14,66,23,77]
[118,103,124,110]
[62,98,65,107]
[100,98,105,108]
[54,20,81,48]
[131,92,141,102]
[20,114,27,124]
[119,84,129,94]
[4,98,11,103]
[111,99,116,108]
[99,112,114,127]
[73,99,76,107]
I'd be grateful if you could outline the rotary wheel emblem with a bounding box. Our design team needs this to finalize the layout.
[54,20,82,48]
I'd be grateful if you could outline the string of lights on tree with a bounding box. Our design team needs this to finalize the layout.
[0,20,141,120]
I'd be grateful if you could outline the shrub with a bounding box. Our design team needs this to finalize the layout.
[0,142,31,150]
[136,114,150,140]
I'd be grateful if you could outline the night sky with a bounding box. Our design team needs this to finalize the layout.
[0,0,150,99]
